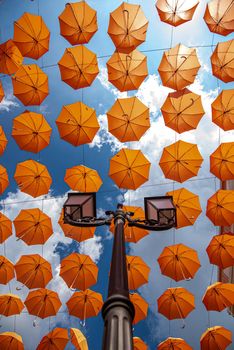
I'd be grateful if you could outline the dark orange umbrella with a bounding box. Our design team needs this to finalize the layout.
[36,328,69,350]
[161,88,205,134]
[133,337,147,350]
[0,332,24,350]
[200,326,232,350]
[156,0,199,27]
[0,294,24,316]
[59,2,98,45]
[58,46,99,89]
[0,212,12,243]
[13,208,53,245]
[0,256,14,285]
[0,126,8,156]
[14,13,50,59]
[202,282,234,312]
[64,165,102,192]
[0,81,4,102]
[107,49,148,91]
[211,39,234,83]
[206,189,234,226]
[56,102,100,146]
[210,142,234,181]
[206,233,234,269]
[70,328,88,350]
[204,0,234,36]
[0,39,23,75]
[130,292,148,324]
[107,97,150,142]
[157,337,192,350]
[12,110,52,153]
[158,44,201,90]
[126,255,150,290]
[14,160,52,197]
[159,140,203,183]
[109,148,151,190]
[108,2,148,54]
[212,89,234,131]
[0,165,9,195]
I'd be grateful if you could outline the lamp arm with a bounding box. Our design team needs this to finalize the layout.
[127,217,175,231]
[64,215,112,227]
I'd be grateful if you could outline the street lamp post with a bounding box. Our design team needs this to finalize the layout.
[63,193,176,350]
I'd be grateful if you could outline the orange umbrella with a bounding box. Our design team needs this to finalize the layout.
[59,2,98,45]
[200,326,232,350]
[0,126,8,156]
[13,13,50,59]
[12,111,52,153]
[14,160,52,197]
[204,0,234,36]
[25,288,62,319]
[109,206,149,243]
[158,243,201,281]
[107,97,150,142]
[0,294,24,316]
[109,148,151,190]
[161,88,205,134]
[56,101,100,147]
[212,89,234,131]
[13,208,53,245]
[66,289,103,320]
[36,328,69,350]
[158,44,201,90]
[211,39,234,83]
[70,328,88,350]
[0,81,4,102]
[206,233,234,269]
[166,188,202,228]
[0,256,14,285]
[58,45,99,89]
[202,282,234,312]
[108,2,148,54]
[129,292,148,325]
[64,165,102,192]
[107,49,148,91]
[206,189,234,226]
[133,337,147,350]
[0,165,9,195]
[157,337,192,350]
[126,255,150,290]
[0,40,23,75]
[0,332,24,350]
[159,140,203,183]
[157,287,195,320]
[0,212,12,243]
[60,253,98,290]
[15,254,52,289]
[12,64,49,106]
[156,0,199,27]
[210,142,234,181]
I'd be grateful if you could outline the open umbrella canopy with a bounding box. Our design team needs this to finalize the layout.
[130,292,148,325]
[210,142,234,181]
[108,2,148,54]
[200,326,232,350]
[107,49,148,92]
[0,294,24,316]
[161,88,205,134]
[156,0,199,27]
[211,39,234,83]
[64,165,102,192]
[159,140,203,183]
[126,255,150,290]
[109,148,151,190]
[14,159,52,197]
[59,1,98,45]
[36,328,69,350]
[0,39,23,75]
[204,0,234,36]
[158,44,200,90]
[133,337,147,350]
[0,256,14,285]
[0,165,9,195]
[0,81,4,102]
[202,282,234,312]
[157,337,192,350]
[13,208,53,245]
[0,126,7,156]
[212,89,234,131]
[0,332,24,350]
[107,97,150,142]
[13,12,50,59]
[58,45,99,89]
[70,328,88,350]
[206,189,234,226]
[0,212,12,244]
[206,233,234,269]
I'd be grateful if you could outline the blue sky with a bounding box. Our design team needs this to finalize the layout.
[0,0,234,349]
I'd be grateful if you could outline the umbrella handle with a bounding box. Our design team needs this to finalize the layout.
[125,55,132,72]
[123,9,129,33]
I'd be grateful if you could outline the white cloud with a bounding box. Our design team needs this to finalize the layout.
[0,94,19,112]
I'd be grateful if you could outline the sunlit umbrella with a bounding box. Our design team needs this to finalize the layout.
[109,148,151,190]
[0,126,7,156]
[56,101,100,146]
[59,1,97,45]
[70,328,88,350]
[15,254,53,289]
[36,328,69,350]
[0,332,24,350]
[0,294,24,316]
[166,188,202,228]
[157,287,195,320]
[210,142,234,181]
[158,44,200,90]
[14,13,50,59]
[133,337,147,350]
[60,253,98,291]
[107,97,150,142]
[157,337,192,350]
[200,326,232,350]
[206,233,234,269]
[0,39,23,75]
[206,189,234,226]
[161,88,205,133]
[14,160,52,197]
[130,292,148,325]
[159,140,203,182]
[156,0,199,27]
[0,81,4,102]
[108,2,148,54]
[0,165,9,195]
[107,49,148,91]
[211,39,234,83]
[58,45,99,89]
[0,212,12,243]
[0,256,14,285]
[13,208,53,245]
[64,165,102,192]
[126,255,150,290]
[204,0,234,36]
[212,89,234,131]
[202,282,234,312]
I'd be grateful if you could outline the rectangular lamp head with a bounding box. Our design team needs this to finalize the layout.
[144,196,176,227]
[63,192,96,223]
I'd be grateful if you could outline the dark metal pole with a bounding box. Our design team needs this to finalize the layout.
[102,204,135,350]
